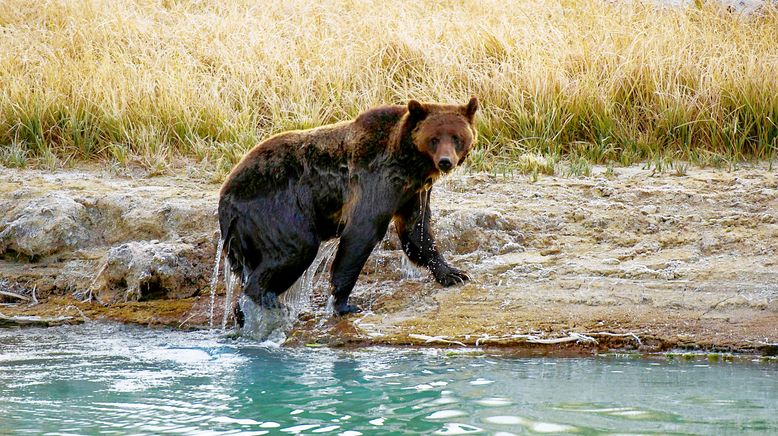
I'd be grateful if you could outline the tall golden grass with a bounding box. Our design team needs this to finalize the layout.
[1,0,777,176]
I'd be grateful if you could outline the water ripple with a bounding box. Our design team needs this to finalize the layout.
[1,324,776,434]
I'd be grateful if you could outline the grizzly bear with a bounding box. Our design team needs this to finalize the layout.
[218,97,478,316]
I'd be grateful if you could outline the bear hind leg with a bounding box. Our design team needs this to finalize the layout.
[241,237,320,308]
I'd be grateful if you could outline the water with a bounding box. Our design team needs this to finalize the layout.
[1,324,777,435]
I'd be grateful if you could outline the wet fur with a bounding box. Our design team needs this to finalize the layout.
[219,98,478,315]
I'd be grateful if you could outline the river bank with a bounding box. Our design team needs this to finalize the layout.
[1,164,776,354]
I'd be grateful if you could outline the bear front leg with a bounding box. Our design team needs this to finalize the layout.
[330,211,393,316]
[395,189,470,287]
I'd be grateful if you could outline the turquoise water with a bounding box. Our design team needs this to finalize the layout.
[1,324,776,435]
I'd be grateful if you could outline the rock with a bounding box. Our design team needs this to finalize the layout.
[94,192,217,244]
[436,210,519,254]
[592,183,614,197]
[498,242,524,255]
[640,205,658,215]
[54,259,102,294]
[567,208,587,223]
[91,240,212,304]
[540,247,562,256]
[0,193,92,258]
[698,235,721,255]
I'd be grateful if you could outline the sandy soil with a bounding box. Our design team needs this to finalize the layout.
[1,164,776,354]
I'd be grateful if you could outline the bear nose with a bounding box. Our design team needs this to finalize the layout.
[438,158,453,172]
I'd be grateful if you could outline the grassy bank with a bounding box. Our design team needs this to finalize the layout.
[1,0,777,178]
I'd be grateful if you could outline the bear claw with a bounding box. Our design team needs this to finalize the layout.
[435,267,470,287]
[234,304,245,328]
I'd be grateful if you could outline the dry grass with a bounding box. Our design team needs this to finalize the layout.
[1,0,777,178]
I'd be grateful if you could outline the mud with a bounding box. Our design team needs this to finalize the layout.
[0,164,776,354]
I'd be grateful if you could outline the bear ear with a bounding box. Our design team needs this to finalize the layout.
[407,99,427,120]
[464,96,479,120]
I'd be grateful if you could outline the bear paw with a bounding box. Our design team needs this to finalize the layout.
[234,304,245,328]
[259,292,282,309]
[434,266,470,287]
[334,302,362,316]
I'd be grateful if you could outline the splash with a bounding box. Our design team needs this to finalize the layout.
[400,256,425,279]
[237,240,339,342]
[235,294,291,343]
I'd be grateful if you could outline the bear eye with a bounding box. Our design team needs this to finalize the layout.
[452,135,463,151]
[429,137,439,150]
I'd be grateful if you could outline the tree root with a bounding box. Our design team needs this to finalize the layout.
[403,331,643,348]
[0,290,30,302]
[0,312,77,327]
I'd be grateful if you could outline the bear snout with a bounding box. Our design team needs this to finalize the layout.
[437,157,454,172]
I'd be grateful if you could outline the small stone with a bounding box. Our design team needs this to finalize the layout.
[639,205,658,215]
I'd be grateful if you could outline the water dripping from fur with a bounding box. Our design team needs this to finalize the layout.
[208,234,225,328]
[400,255,425,279]
[221,261,240,329]
[237,240,339,342]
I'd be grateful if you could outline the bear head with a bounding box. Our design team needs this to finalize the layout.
[408,97,479,174]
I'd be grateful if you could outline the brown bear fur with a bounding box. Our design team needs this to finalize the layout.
[219,97,478,315]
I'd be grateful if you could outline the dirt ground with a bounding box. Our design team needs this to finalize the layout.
[1,164,776,354]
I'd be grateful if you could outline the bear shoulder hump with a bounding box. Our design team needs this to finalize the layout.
[354,105,406,130]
